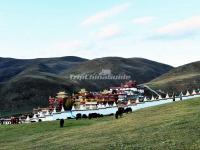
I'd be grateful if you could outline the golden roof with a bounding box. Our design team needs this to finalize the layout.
[79,89,87,94]
[56,91,68,98]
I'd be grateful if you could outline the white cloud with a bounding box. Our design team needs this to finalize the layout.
[132,16,157,25]
[95,24,122,40]
[45,40,95,58]
[156,16,200,37]
[81,2,131,26]
[54,40,84,50]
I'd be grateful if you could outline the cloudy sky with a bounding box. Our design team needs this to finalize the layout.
[0,0,200,66]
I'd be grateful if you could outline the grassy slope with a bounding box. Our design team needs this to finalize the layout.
[1,98,200,150]
[148,61,200,92]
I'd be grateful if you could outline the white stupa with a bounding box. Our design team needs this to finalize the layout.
[165,93,169,99]
[97,104,100,109]
[186,90,190,96]
[197,89,200,94]
[159,95,162,100]
[33,114,38,119]
[113,102,117,107]
[135,98,139,104]
[61,106,65,112]
[71,105,76,111]
[151,96,155,101]
[89,105,93,110]
[127,100,131,105]
[46,110,50,116]
[53,107,57,113]
[144,97,148,102]
[106,103,109,107]
[100,104,103,108]
[25,116,30,123]
[39,112,44,118]
[192,90,197,95]
[79,104,85,110]
[101,104,106,108]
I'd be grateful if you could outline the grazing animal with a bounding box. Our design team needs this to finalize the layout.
[76,113,82,120]
[180,94,183,101]
[118,107,124,117]
[0,120,3,125]
[88,113,102,119]
[173,94,176,101]
[60,119,64,128]
[115,111,119,119]
[67,117,73,120]
[82,114,88,119]
[115,107,125,119]
[125,107,132,114]
[107,113,114,116]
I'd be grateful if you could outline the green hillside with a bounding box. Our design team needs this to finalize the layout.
[148,61,200,93]
[0,57,173,116]
[1,98,200,150]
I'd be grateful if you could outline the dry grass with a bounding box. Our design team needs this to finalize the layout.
[1,98,200,150]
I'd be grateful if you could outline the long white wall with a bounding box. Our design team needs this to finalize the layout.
[32,94,200,122]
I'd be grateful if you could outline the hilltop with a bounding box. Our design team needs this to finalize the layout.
[1,98,200,149]
[148,61,200,93]
[64,57,173,83]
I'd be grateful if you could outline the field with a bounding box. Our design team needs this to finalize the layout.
[1,98,200,150]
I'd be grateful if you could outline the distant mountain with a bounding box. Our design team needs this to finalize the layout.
[148,61,200,94]
[0,56,87,83]
[64,57,173,84]
[0,56,173,116]
[0,56,87,116]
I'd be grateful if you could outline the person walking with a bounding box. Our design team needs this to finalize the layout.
[173,93,176,102]
[60,119,64,128]
[180,93,183,101]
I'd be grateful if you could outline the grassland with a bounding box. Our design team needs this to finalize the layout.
[1,98,200,150]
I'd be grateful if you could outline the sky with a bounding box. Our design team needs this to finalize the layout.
[0,0,200,67]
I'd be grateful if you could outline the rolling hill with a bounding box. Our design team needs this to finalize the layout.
[148,61,200,94]
[64,57,173,83]
[1,97,200,149]
[0,56,173,116]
